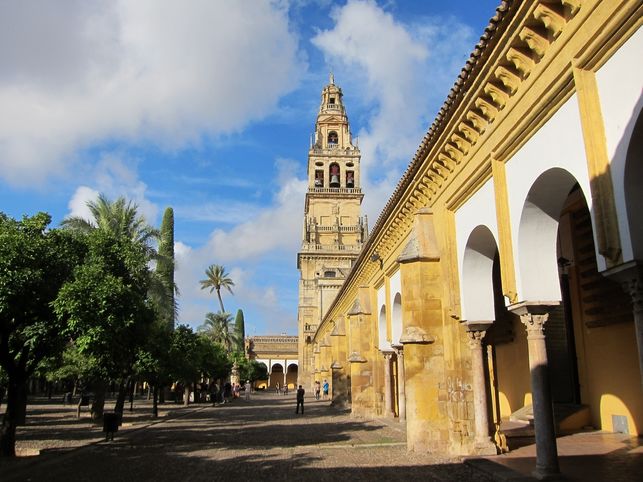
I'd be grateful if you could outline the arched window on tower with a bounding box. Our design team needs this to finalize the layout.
[346,171,354,188]
[329,163,340,188]
[327,131,338,146]
[315,170,324,187]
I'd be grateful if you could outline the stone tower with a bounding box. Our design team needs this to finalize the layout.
[297,74,367,387]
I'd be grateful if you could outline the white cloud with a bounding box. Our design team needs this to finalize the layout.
[312,0,475,221]
[173,159,304,330]
[0,0,304,185]
[67,186,100,220]
[203,159,306,262]
[66,153,159,224]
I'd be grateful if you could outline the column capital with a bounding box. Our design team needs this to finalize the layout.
[467,329,487,349]
[381,350,395,360]
[603,260,643,313]
[391,344,404,357]
[508,301,560,339]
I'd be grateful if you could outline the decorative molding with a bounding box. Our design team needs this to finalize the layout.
[399,326,435,345]
[348,352,367,363]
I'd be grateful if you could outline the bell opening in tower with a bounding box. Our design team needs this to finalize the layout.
[315,170,324,187]
[329,163,340,188]
[327,131,338,146]
[346,171,354,188]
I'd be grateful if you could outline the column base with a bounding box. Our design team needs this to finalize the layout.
[473,440,498,455]
[532,466,562,481]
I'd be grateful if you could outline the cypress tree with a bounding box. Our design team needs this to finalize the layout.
[158,207,175,329]
[234,309,245,353]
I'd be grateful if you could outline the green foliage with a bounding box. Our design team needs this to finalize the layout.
[199,312,239,353]
[38,344,98,386]
[0,212,85,379]
[53,229,154,380]
[199,264,234,313]
[156,207,175,329]
[61,193,159,250]
[169,325,231,384]
[233,309,245,353]
[236,358,268,383]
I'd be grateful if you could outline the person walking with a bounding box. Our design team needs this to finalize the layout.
[314,380,321,400]
[322,379,329,400]
[295,385,305,414]
[244,380,251,401]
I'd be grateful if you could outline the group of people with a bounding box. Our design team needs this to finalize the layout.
[314,379,329,400]
[295,379,329,414]
[208,380,253,405]
[274,382,289,395]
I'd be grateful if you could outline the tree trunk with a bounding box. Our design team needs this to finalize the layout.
[152,385,159,419]
[159,384,165,404]
[90,380,106,422]
[129,381,135,412]
[0,377,26,457]
[147,384,152,400]
[15,383,27,426]
[217,289,225,313]
[183,385,190,407]
[114,379,128,419]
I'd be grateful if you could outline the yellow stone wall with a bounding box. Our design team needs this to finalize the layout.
[306,0,643,455]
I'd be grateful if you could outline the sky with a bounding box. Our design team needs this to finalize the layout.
[0,0,501,336]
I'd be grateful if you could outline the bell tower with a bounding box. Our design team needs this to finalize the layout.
[297,74,368,386]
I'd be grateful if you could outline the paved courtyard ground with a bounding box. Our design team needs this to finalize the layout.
[0,392,490,482]
[1,392,641,481]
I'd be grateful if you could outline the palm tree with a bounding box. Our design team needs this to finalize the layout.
[199,312,239,353]
[199,264,234,313]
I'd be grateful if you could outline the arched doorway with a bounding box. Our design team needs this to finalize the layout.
[270,363,284,390]
[286,363,298,389]
[517,167,636,433]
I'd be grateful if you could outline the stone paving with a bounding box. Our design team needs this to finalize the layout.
[0,392,490,482]
[467,430,643,482]
[2,392,641,481]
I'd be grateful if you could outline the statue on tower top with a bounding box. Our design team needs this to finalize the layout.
[329,72,334,85]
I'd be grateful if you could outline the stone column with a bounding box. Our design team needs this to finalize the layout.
[604,261,643,387]
[382,351,394,417]
[393,345,406,421]
[467,329,496,454]
[509,302,559,480]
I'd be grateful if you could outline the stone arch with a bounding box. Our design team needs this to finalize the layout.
[517,167,583,301]
[270,363,284,389]
[286,363,298,388]
[462,225,499,321]
[391,293,402,345]
[378,304,389,350]
[624,109,643,260]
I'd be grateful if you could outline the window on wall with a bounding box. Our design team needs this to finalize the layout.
[327,131,338,145]
[324,270,336,278]
[329,163,340,187]
[329,97,335,104]
[315,170,324,187]
[346,170,354,188]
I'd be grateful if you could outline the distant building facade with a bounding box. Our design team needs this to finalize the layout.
[303,0,642,478]
[246,335,298,389]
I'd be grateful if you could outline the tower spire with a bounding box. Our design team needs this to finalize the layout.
[329,71,334,85]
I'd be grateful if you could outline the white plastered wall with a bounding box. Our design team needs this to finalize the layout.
[455,180,499,320]
[389,269,402,345]
[506,94,592,300]
[377,285,389,350]
[596,27,643,264]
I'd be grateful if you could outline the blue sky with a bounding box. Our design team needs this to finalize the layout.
[0,0,500,335]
